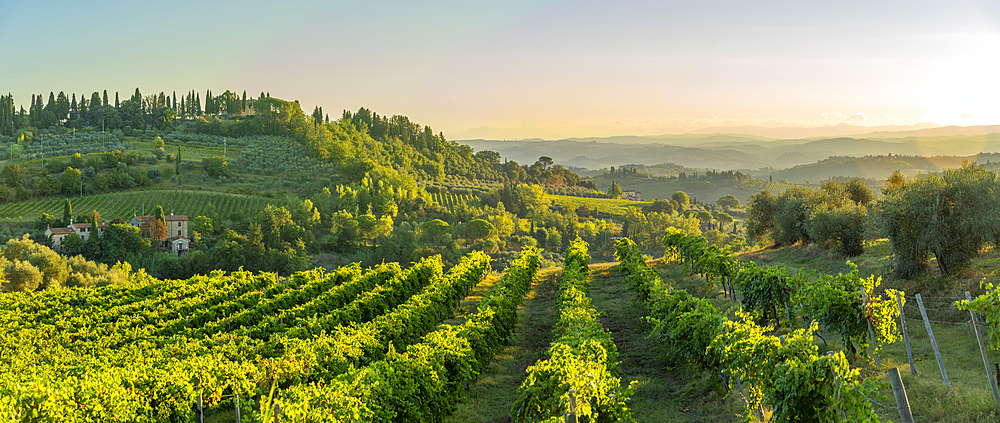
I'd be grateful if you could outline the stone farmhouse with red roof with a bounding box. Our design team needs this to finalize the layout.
[46,214,191,255]
[130,214,190,254]
[44,221,110,251]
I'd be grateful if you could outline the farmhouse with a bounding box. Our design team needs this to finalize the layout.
[45,221,111,251]
[165,236,190,255]
[44,227,75,251]
[622,190,642,201]
[130,214,190,254]
[130,214,189,239]
[69,222,108,241]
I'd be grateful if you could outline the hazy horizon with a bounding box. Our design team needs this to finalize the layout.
[4,0,999,140]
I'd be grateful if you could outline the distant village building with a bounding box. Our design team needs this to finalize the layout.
[130,214,188,238]
[166,236,190,255]
[622,190,642,201]
[45,220,110,251]
[45,227,75,251]
[130,214,190,255]
[69,222,108,241]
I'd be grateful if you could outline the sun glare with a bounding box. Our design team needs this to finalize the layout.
[920,33,1000,126]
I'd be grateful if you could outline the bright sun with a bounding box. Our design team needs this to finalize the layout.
[920,33,1000,126]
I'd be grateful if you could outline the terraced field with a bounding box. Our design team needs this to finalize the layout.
[0,189,289,221]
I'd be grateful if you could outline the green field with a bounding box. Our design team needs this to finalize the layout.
[588,175,809,205]
[548,193,649,217]
[0,189,289,221]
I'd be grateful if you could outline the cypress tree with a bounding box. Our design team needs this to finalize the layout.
[102,90,108,107]
[172,92,177,111]
[46,92,56,113]
[90,92,101,110]
[56,92,69,121]
[0,94,11,136]
[63,199,72,226]
[241,90,246,113]
[115,92,119,109]
[154,205,165,224]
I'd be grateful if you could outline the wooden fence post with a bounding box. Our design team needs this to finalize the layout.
[966,291,1000,405]
[896,291,916,375]
[235,393,241,423]
[784,302,792,329]
[916,294,951,389]
[734,375,748,407]
[198,393,204,423]
[565,389,579,423]
[861,290,881,369]
[889,368,914,423]
[273,401,281,423]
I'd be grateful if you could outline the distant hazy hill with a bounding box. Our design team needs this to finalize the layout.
[462,130,1000,174]
[462,139,768,170]
[862,125,1000,139]
[758,153,1000,183]
[687,123,944,139]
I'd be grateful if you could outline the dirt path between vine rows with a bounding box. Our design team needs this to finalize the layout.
[446,269,561,423]
[588,264,740,423]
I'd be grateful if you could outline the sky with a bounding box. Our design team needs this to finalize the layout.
[2,0,999,139]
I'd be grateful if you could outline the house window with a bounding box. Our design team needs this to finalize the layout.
[178,222,181,227]
[178,230,182,236]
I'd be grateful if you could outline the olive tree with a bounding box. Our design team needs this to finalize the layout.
[877,163,1000,278]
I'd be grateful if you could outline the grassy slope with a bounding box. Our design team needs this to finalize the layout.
[737,242,1000,422]
[585,174,808,205]
[548,194,649,217]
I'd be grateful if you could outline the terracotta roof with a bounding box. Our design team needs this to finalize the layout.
[166,236,191,242]
[76,222,109,228]
[48,228,74,235]
[135,215,187,221]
